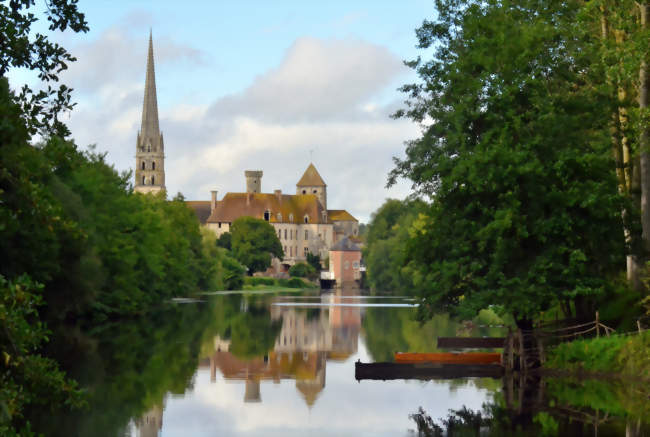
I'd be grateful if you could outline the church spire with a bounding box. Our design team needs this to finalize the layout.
[140,30,160,138]
[134,30,165,194]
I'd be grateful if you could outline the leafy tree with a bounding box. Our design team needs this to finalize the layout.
[230,217,283,275]
[216,232,232,250]
[0,275,83,435]
[390,0,627,326]
[1,0,88,136]
[288,262,316,279]
[306,252,321,271]
[364,199,426,292]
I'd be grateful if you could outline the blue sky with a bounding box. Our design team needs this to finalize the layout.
[8,1,437,222]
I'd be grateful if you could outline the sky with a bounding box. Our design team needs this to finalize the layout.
[7,0,436,223]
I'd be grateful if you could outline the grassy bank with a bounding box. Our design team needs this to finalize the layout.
[546,331,650,379]
[243,276,318,290]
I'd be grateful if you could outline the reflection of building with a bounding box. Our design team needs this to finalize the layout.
[200,290,361,407]
[135,403,163,437]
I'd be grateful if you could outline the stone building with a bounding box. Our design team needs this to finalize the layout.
[202,165,358,267]
[131,34,359,267]
[134,32,165,194]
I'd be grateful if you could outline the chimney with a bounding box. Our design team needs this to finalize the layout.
[274,189,282,202]
[210,190,218,213]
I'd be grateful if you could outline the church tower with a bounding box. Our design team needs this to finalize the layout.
[297,163,327,211]
[134,31,165,194]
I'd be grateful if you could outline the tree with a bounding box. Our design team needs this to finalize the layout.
[364,199,426,292]
[230,217,283,275]
[1,0,88,136]
[288,262,317,280]
[390,0,627,326]
[306,252,321,271]
[216,232,232,250]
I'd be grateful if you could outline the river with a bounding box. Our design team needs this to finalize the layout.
[36,288,649,436]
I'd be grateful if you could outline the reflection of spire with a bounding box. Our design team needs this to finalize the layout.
[244,378,261,403]
[135,403,163,437]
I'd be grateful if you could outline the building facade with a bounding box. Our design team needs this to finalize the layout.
[203,165,358,266]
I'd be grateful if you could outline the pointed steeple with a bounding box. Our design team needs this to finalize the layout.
[140,30,160,138]
[134,31,165,194]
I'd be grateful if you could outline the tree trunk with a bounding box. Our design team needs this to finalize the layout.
[640,3,650,291]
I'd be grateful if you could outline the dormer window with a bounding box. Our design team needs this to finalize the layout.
[304,215,309,223]
[313,190,317,194]
[302,190,306,194]
[289,214,294,223]
[264,210,270,221]
[277,213,282,222]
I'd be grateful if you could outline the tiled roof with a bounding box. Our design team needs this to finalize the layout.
[186,201,212,225]
[207,192,326,224]
[327,209,357,222]
[330,237,361,252]
[297,163,326,186]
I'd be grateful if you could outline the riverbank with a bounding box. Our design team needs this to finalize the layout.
[545,331,650,379]
[243,276,318,291]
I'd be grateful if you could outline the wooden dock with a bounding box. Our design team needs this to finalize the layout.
[355,361,504,380]
[395,352,502,365]
[437,337,505,349]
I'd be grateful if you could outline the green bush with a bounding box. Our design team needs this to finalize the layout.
[288,262,316,279]
[246,277,275,287]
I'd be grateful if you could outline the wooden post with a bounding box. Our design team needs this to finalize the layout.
[509,333,514,370]
[518,329,525,372]
[596,311,600,338]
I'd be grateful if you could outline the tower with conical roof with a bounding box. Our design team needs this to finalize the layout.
[134,31,165,194]
[296,163,327,210]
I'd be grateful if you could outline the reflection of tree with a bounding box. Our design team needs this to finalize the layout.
[229,309,281,359]
[30,301,219,437]
[409,374,650,436]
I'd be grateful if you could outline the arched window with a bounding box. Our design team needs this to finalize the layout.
[152,161,155,170]
[141,161,145,170]
[151,175,155,185]
[263,210,270,221]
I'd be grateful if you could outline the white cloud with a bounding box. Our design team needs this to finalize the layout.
[61,28,418,223]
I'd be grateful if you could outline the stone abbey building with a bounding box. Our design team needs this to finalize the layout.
[134,33,358,267]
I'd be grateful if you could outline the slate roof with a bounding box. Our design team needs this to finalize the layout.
[186,201,212,225]
[330,237,361,252]
[206,192,326,224]
[327,209,357,222]
[297,163,326,186]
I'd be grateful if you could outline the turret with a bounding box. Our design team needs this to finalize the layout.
[297,163,327,211]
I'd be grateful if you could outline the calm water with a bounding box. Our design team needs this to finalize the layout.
[40,289,650,436]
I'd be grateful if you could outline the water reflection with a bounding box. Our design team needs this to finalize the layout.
[35,288,650,436]
[199,289,361,407]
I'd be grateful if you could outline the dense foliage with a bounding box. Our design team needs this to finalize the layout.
[364,199,426,292]
[288,262,317,280]
[386,0,629,325]
[230,217,283,274]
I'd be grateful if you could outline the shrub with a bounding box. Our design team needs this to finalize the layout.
[289,262,316,279]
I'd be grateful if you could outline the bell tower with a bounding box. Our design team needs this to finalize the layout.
[135,31,165,194]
